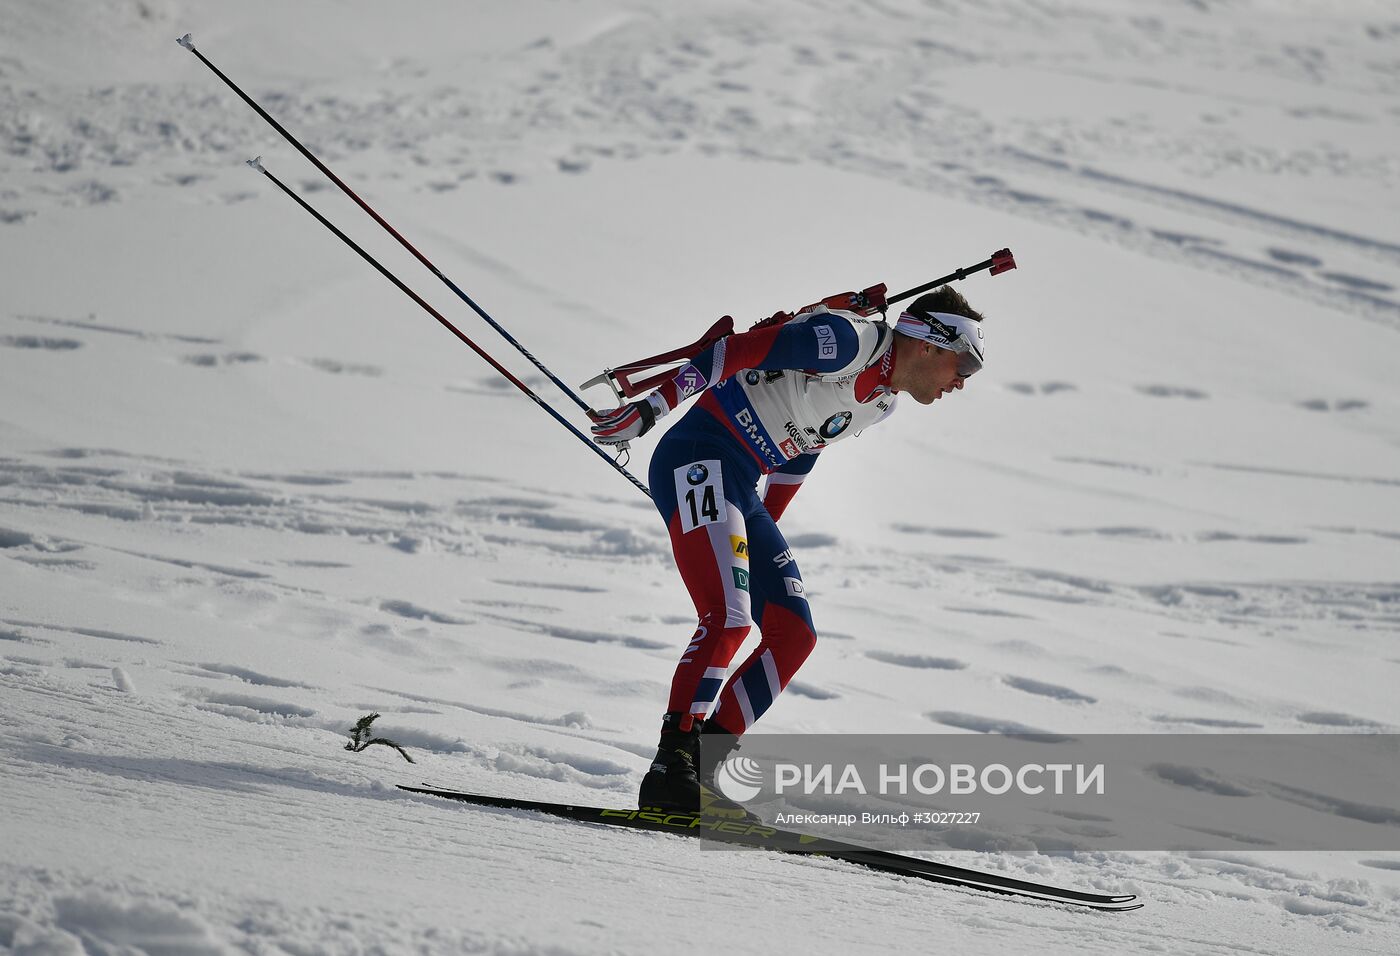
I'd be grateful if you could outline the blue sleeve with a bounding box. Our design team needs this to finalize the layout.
[751,315,862,373]
[666,314,864,410]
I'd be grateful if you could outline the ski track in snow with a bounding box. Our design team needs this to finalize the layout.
[4,1,1400,953]
[6,2,1398,329]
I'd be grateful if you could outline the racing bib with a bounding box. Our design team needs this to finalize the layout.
[674,459,727,534]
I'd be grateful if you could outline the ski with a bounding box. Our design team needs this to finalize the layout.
[399,785,1142,911]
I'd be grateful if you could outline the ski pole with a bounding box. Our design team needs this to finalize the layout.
[244,156,651,500]
[175,33,594,418]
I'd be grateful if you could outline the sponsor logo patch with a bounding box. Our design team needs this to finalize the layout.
[686,463,709,485]
[773,549,795,569]
[732,567,750,592]
[928,318,958,345]
[779,438,800,459]
[783,420,819,453]
[784,577,805,599]
[744,370,762,386]
[730,536,749,560]
[814,323,837,360]
[735,408,777,463]
[819,411,853,440]
[677,363,708,397]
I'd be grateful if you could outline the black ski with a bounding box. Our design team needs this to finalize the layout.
[399,785,1142,911]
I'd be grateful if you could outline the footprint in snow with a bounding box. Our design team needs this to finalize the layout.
[1003,676,1096,704]
[1319,272,1393,293]
[0,335,82,350]
[2,619,159,645]
[1297,398,1369,412]
[784,681,839,700]
[379,600,471,626]
[1005,381,1077,395]
[1151,715,1263,729]
[1135,384,1209,399]
[241,472,350,487]
[866,649,968,670]
[160,172,208,187]
[1057,526,1170,540]
[891,523,999,539]
[1055,456,1160,475]
[785,532,837,548]
[301,357,383,376]
[181,352,263,367]
[925,710,1073,743]
[0,529,38,548]
[1296,711,1384,729]
[189,689,317,720]
[1078,207,1133,229]
[1195,531,1308,544]
[190,662,316,689]
[1266,248,1323,267]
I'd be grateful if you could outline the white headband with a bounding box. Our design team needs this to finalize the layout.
[895,310,985,375]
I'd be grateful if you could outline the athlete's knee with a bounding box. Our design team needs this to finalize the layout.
[683,615,750,659]
[759,603,817,665]
[781,625,817,668]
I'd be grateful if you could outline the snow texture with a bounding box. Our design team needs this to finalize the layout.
[2,0,1399,953]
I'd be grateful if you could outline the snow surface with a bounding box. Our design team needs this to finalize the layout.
[3,0,1400,952]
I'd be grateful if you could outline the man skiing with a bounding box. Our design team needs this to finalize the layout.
[589,286,986,813]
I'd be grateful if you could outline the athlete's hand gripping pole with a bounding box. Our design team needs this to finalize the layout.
[588,395,666,446]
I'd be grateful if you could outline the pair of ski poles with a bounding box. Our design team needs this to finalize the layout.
[177,35,1014,502]
[176,35,652,498]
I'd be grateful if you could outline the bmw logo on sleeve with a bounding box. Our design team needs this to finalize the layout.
[819,411,853,440]
[686,463,710,485]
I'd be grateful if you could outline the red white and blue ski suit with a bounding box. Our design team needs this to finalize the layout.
[646,308,898,734]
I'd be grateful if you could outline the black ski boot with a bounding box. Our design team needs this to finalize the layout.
[697,721,762,823]
[638,711,702,812]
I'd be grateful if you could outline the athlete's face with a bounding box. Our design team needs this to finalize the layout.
[901,342,966,404]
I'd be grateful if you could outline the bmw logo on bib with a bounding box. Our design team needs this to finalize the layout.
[820,411,853,440]
[686,463,709,485]
[745,370,761,386]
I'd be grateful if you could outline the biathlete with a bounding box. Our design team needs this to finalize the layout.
[590,286,986,812]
